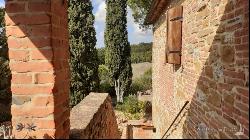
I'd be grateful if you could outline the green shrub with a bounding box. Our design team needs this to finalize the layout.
[130,68,152,95]
[0,113,11,123]
[115,95,146,120]
[0,7,11,123]
[97,48,106,65]
[98,65,116,96]
[99,81,116,96]
[98,65,110,83]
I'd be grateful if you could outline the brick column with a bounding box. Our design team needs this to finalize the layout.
[5,0,70,139]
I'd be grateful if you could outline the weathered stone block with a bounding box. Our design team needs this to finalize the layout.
[219,46,235,64]
[12,96,31,105]
[70,93,120,139]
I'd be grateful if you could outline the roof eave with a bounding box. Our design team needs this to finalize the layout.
[144,0,169,25]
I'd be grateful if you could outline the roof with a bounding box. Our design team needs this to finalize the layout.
[144,0,169,25]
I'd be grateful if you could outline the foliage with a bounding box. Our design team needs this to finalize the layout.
[98,65,116,96]
[98,65,110,83]
[97,48,106,65]
[131,42,152,63]
[115,95,146,120]
[0,113,11,124]
[98,42,152,65]
[105,0,133,103]
[127,0,153,30]
[98,65,152,98]
[130,68,152,95]
[68,0,100,107]
[0,8,7,56]
[0,7,11,122]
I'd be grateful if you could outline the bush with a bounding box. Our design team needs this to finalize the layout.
[98,65,110,83]
[0,113,11,123]
[99,82,116,96]
[97,48,105,65]
[98,65,116,96]
[0,7,11,123]
[130,68,152,95]
[115,95,146,120]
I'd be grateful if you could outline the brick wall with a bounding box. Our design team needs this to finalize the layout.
[70,93,120,139]
[5,0,70,138]
[152,0,249,139]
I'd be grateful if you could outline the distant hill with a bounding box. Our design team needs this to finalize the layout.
[131,42,152,64]
[97,42,152,65]
[132,62,152,80]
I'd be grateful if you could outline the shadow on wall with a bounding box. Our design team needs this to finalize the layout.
[5,0,70,138]
[180,0,249,139]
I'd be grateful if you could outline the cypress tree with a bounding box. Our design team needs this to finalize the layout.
[0,7,11,122]
[68,0,99,107]
[105,0,133,103]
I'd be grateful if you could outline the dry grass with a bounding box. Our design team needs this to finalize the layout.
[132,62,152,80]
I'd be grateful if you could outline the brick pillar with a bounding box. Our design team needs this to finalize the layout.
[5,0,70,139]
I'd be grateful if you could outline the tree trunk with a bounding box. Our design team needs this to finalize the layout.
[120,90,124,103]
[115,79,123,103]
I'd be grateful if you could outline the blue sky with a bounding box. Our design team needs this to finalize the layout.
[0,0,152,48]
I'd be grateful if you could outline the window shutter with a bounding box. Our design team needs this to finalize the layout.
[167,6,183,64]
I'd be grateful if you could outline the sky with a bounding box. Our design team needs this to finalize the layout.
[0,0,152,48]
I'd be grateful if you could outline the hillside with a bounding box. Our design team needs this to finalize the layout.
[97,42,152,65]
[132,62,152,80]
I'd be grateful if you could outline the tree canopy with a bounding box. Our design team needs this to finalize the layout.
[128,0,153,30]
[68,0,100,107]
[105,0,133,103]
[0,7,11,123]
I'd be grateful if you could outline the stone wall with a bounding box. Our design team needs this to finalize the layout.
[70,93,120,139]
[152,0,249,139]
[5,0,70,138]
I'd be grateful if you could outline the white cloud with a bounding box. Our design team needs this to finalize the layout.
[94,1,106,23]
[92,0,103,7]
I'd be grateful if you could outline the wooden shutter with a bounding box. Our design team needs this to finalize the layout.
[167,6,183,64]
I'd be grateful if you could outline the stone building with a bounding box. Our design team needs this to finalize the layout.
[2,0,249,139]
[3,0,120,139]
[145,0,249,139]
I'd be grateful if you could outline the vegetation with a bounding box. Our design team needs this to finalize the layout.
[98,64,152,95]
[131,42,152,63]
[115,95,146,120]
[68,0,100,107]
[98,42,152,65]
[130,68,152,95]
[105,0,133,103]
[128,0,153,29]
[98,65,115,96]
[97,48,105,65]
[0,113,11,124]
[0,7,11,123]
[114,68,152,120]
